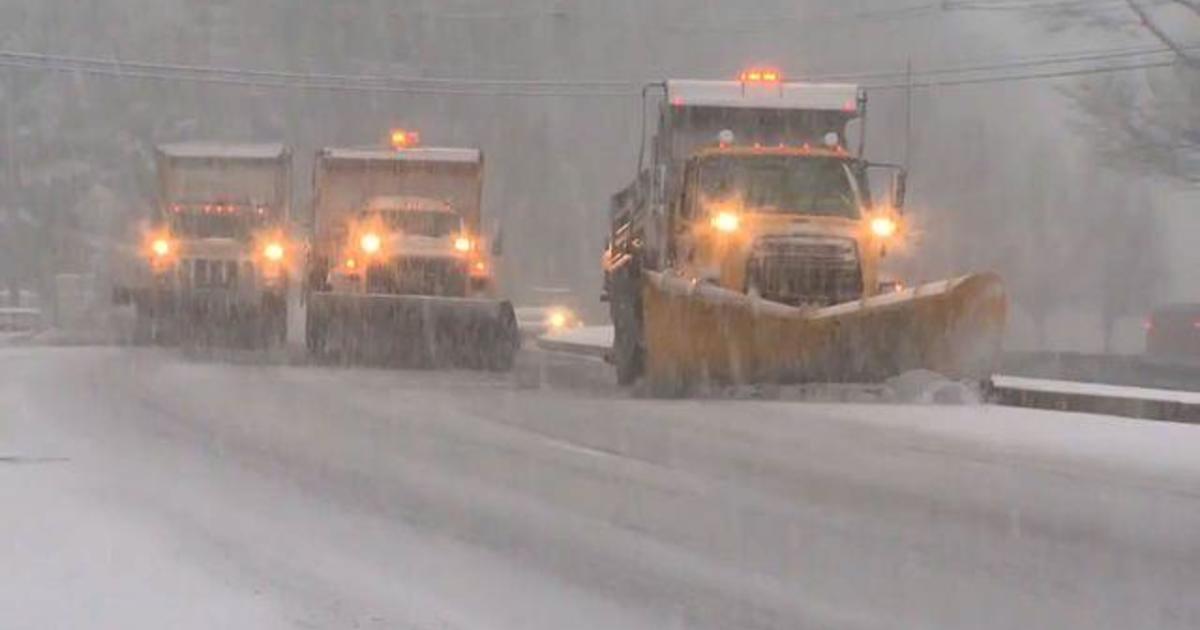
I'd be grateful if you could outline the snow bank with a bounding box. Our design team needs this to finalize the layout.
[537,325,613,358]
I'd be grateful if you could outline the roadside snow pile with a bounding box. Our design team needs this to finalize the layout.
[537,325,614,358]
[542,325,614,349]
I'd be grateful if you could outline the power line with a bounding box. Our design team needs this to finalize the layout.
[0,52,641,97]
[1123,0,1200,68]
[800,42,1190,82]
[0,43,1187,98]
[948,0,1141,11]
[1172,0,1200,16]
[867,57,1176,89]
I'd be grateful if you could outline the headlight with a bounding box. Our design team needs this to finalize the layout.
[870,216,898,239]
[360,232,382,255]
[548,310,569,329]
[710,212,741,234]
[263,242,285,262]
[454,236,473,253]
[151,238,171,258]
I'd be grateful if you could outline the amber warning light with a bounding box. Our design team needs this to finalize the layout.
[740,68,781,83]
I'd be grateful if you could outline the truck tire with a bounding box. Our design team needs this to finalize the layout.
[482,303,519,372]
[132,306,154,346]
[305,303,328,359]
[610,268,645,386]
[613,317,644,386]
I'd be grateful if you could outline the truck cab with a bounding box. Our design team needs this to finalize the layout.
[132,142,293,346]
[305,132,517,369]
[605,71,906,383]
[674,145,893,307]
[329,195,487,298]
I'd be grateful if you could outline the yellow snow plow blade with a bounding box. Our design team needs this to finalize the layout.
[641,271,1007,393]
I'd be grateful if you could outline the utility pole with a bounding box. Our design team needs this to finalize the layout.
[904,58,913,173]
[2,67,19,306]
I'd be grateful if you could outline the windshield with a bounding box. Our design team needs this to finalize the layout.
[699,155,860,218]
[369,210,462,237]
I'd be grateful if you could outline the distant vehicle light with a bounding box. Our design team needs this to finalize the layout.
[345,258,358,270]
[870,216,898,239]
[390,129,420,150]
[263,242,285,262]
[151,238,171,258]
[711,211,741,234]
[360,232,382,255]
[454,237,473,253]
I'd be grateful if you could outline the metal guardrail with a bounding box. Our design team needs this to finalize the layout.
[530,341,1200,422]
[0,308,43,335]
[987,375,1200,424]
[1000,351,1200,393]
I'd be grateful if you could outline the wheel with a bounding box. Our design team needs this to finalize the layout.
[260,294,288,349]
[305,303,327,359]
[483,304,519,372]
[132,305,154,346]
[610,270,645,386]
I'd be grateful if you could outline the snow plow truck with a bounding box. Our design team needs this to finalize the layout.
[120,142,294,347]
[305,131,518,369]
[603,70,1008,393]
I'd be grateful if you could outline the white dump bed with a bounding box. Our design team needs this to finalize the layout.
[313,146,485,245]
[154,142,291,219]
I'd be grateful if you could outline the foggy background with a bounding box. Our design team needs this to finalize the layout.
[0,0,1195,352]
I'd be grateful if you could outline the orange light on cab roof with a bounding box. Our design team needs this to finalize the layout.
[741,68,781,83]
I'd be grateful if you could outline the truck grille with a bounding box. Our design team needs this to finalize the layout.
[182,259,253,289]
[366,257,468,297]
[749,236,863,307]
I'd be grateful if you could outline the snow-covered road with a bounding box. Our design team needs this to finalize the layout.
[3,347,1199,629]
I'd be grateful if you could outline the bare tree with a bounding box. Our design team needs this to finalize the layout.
[1041,1,1199,184]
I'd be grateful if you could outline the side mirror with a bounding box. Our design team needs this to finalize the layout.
[891,170,908,211]
[652,164,667,206]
